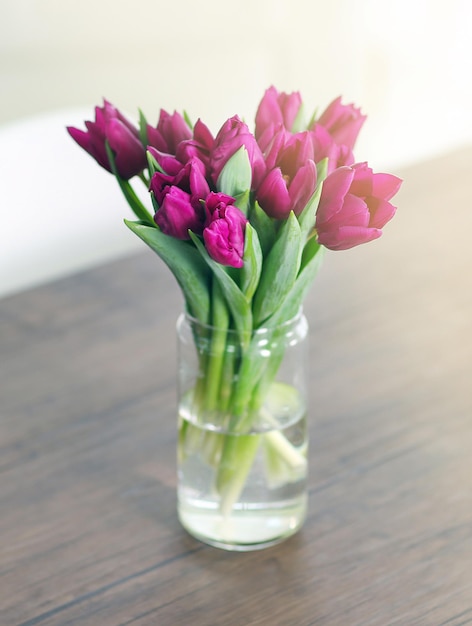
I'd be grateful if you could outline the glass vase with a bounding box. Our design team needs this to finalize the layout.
[176,310,309,551]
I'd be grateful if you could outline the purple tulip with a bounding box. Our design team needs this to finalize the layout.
[203,192,247,268]
[176,119,215,169]
[147,109,192,155]
[315,163,402,250]
[256,131,317,219]
[147,146,183,176]
[67,100,146,180]
[314,96,366,151]
[149,170,175,205]
[150,156,210,207]
[154,186,205,239]
[210,116,266,189]
[205,192,236,216]
[255,86,303,146]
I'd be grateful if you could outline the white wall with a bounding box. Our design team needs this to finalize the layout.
[1,0,471,296]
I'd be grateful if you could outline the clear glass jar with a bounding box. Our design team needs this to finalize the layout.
[176,310,309,551]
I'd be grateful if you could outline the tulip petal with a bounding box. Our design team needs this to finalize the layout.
[155,186,203,239]
[255,86,302,141]
[318,225,381,251]
[349,162,373,197]
[255,87,284,140]
[148,109,192,155]
[321,194,369,228]
[288,160,317,216]
[147,148,182,176]
[316,166,355,224]
[256,168,291,219]
[107,118,147,180]
[149,171,174,205]
[277,132,314,180]
[317,96,367,150]
[83,121,111,170]
[203,204,246,268]
[366,196,397,229]
[261,126,286,170]
[68,100,145,179]
[278,90,303,132]
[372,173,403,201]
[67,125,92,152]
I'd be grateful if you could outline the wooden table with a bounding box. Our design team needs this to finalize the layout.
[1,147,472,625]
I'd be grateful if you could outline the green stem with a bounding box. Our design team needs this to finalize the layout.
[204,280,229,413]
[227,325,286,433]
[216,434,261,518]
[213,323,301,513]
[105,142,154,225]
[218,346,235,413]
[138,171,150,187]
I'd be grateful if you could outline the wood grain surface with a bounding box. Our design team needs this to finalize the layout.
[1,147,472,625]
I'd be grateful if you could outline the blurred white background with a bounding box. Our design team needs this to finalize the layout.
[1,0,471,297]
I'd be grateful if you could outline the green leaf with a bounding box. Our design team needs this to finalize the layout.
[138,109,148,146]
[297,157,328,241]
[146,149,164,177]
[290,103,306,133]
[105,142,154,225]
[266,238,325,328]
[234,189,251,216]
[183,110,193,130]
[189,232,252,343]
[217,145,252,199]
[316,156,329,181]
[211,277,230,329]
[248,200,276,257]
[241,223,263,302]
[125,221,211,323]
[307,107,318,129]
[300,233,323,273]
[150,191,159,214]
[252,212,302,327]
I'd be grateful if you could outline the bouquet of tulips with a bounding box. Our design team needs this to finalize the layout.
[68,86,402,516]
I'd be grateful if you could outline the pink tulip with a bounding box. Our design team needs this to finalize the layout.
[255,86,303,146]
[210,115,266,189]
[315,96,366,151]
[203,193,247,268]
[315,163,402,250]
[150,156,210,206]
[147,110,192,155]
[149,170,174,205]
[176,119,215,169]
[154,186,205,239]
[310,124,355,173]
[256,131,317,219]
[147,146,183,176]
[67,100,146,180]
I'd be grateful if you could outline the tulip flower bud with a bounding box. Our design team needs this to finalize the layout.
[147,109,192,155]
[211,116,266,190]
[315,163,402,250]
[176,119,215,168]
[255,86,303,143]
[150,156,210,208]
[257,131,317,219]
[67,100,146,179]
[154,186,205,239]
[310,124,355,173]
[315,97,366,151]
[203,192,247,268]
